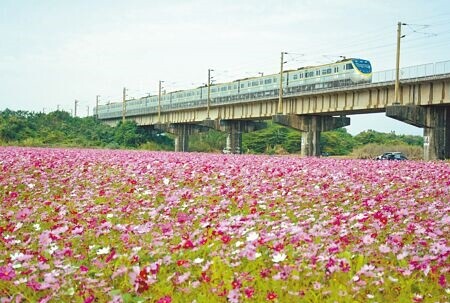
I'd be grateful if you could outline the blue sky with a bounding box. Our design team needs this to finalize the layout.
[1,0,449,135]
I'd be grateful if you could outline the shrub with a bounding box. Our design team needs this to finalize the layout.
[351,143,423,160]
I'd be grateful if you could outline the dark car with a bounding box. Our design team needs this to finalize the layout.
[375,152,408,160]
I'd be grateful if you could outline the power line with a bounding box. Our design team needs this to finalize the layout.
[100,16,449,102]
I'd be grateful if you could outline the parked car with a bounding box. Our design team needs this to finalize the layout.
[375,152,408,160]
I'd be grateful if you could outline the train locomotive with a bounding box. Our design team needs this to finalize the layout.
[97,58,372,119]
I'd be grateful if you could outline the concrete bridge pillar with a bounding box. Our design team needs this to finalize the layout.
[204,119,265,154]
[301,130,321,157]
[386,105,450,160]
[153,123,211,152]
[220,121,244,154]
[173,124,191,152]
[223,121,243,154]
[273,114,350,157]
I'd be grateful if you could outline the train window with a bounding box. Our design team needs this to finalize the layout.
[334,67,339,73]
[221,86,226,91]
[327,68,331,74]
[241,84,245,88]
[346,63,353,70]
[252,81,258,86]
[299,73,303,78]
[233,84,237,89]
[228,85,232,90]
[264,79,272,84]
[293,75,298,80]
[273,78,277,82]
[316,70,320,76]
[259,80,263,85]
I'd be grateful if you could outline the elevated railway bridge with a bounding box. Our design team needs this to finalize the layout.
[99,60,450,160]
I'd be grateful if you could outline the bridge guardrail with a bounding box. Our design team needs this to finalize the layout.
[372,60,450,83]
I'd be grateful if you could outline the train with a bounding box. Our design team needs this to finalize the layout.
[97,58,372,119]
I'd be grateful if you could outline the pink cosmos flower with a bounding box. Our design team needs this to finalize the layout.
[244,287,255,298]
[15,208,31,220]
[266,291,277,300]
[0,265,15,281]
[438,274,447,288]
[156,296,172,303]
[84,296,95,303]
[227,289,240,303]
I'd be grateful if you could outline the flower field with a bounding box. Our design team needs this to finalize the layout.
[0,147,449,302]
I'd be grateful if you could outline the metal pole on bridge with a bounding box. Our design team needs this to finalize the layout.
[158,80,164,123]
[122,87,126,123]
[96,95,100,119]
[277,52,287,114]
[74,100,79,117]
[395,22,406,104]
[207,69,213,119]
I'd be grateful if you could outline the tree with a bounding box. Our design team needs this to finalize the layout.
[320,128,355,155]
[0,115,32,142]
[113,121,144,147]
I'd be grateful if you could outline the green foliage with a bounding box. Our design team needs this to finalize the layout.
[320,128,355,155]
[242,122,300,154]
[114,121,144,147]
[189,130,227,152]
[0,109,173,150]
[0,109,424,155]
[243,124,422,156]
[354,129,423,146]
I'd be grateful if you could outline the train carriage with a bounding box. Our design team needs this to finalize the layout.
[97,58,372,119]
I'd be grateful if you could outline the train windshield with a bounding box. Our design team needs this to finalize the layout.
[352,59,372,74]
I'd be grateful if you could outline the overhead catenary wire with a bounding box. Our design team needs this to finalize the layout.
[105,12,449,103]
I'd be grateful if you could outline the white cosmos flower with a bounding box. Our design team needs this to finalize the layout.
[10,252,24,262]
[246,231,259,242]
[235,241,244,247]
[96,246,111,255]
[163,178,170,185]
[33,224,41,231]
[193,258,204,264]
[47,244,58,255]
[132,247,142,253]
[271,252,287,263]
[388,276,398,282]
